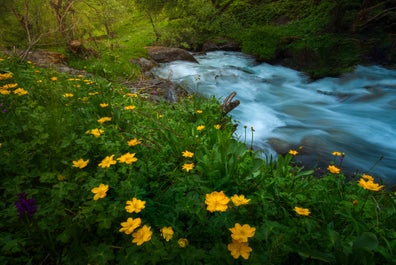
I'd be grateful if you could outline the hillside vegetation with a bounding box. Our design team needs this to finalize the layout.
[1,0,395,78]
[1,47,395,265]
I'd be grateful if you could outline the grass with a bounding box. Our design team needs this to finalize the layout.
[67,15,159,82]
[1,46,396,265]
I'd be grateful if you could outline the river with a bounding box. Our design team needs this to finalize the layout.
[152,51,396,187]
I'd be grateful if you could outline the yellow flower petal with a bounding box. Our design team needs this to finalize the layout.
[294,206,311,216]
[160,227,174,242]
[91,184,109,200]
[205,191,230,212]
[132,225,152,246]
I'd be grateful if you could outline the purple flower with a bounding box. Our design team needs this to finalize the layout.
[0,102,7,113]
[15,192,37,218]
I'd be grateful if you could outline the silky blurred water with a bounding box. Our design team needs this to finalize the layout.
[152,51,396,186]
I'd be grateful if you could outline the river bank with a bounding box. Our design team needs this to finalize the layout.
[152,50,396,188]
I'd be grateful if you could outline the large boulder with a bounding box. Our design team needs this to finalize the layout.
[145,46,198,63]
[130,57,159,74]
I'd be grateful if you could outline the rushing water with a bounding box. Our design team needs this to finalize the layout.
[152,51,396,187]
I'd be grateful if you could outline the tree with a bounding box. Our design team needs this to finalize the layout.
[352,0,396,32]
[9,0,56,59]
[49,0,78,41]
[133,0,169,41]
[79,0,130,38]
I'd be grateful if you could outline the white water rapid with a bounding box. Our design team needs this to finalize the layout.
[152,51,396,187]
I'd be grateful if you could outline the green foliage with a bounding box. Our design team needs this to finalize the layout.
[237,25,284,61]
[157,1,216,50]
[1,0,394,79]
[1,53,396,264]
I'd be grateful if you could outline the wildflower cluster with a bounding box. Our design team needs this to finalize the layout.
[182,150,195,172]
[119,198,180,247]
[358,173,384,191]
[205,191,253,259]
[228,223,256,259]
[0,73,28,96]
[327,151,345,174]
[119,198,152,246]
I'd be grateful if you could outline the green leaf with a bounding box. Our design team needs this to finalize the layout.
[352,232,378,252]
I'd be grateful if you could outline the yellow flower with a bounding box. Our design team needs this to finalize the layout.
[182,150,194,158]
[63,93,74,98]
[88,91,99,96]
[229,223,256,243]
[358,177,384,191]
[332,151,344,156]
[72,158,89,169]
[0,72,13,80]
[182,163,195,172]
[231,194,250,206]
[1,83,18,89]
[196,109,203,114]
[126,92,138,97]
[99,103,109,108]
[50,76,58,81]
[128,138,142,146]
[125,198,146,213]
[327,165,340,174]
[57,175,65,181]
[119,217,141,235]
[227,239,253,260]
[288,149,298,156]
[124,105,136,110]
[294,206,311,216]
[214,124,221,130]
[0,89,10,95]
[205,191,230,212]
[97,117,112,124]
[13,88,28,96]
[37,80,42,83]
[86,128,104,137]
[160,226,174,242]
[91,183,109,200]
[132,225,152,246]
[196,125,205,131]
[117,152,138,165]
[361,173,374,182]
[98,155,117,168]
[178,238,188,248]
